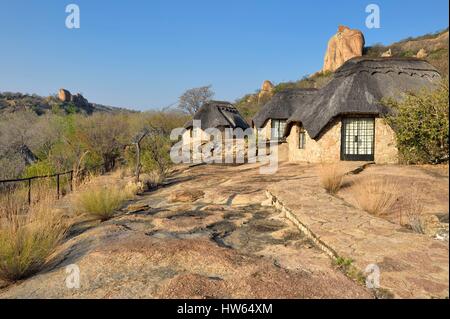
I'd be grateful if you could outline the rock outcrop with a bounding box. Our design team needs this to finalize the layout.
[58,89,71,102]
[323,25,365,72]
[258,80,274,102]
[381,49,393,57]
[71,93,90,109]
[57,88,93,113]
[416,48,428,59]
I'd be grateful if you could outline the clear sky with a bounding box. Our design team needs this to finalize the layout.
[0,0,448,111]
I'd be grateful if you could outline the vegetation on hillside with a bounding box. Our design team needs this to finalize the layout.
[0,110,189,181]
[0,92,132,116]
[365,28,449,77]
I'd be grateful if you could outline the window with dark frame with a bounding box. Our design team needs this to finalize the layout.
[341,117,375,161]
[271,119,286,142]
[299,130,306,149]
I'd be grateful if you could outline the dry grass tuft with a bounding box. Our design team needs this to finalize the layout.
[124,181,143,197]
[319,164,346,195]
[400,192,425,234]
[142,170,165,190]
[112,166,131,180]
[0,194,68,283]
[73,184,128,221]
[352,177,399,216]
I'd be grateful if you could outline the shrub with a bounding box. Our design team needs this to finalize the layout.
[125,134,173,180]
[0,195,68,282]
[352,178,399,216]
[22,160,55,179]
[384,80,449,164]
[73,185,127,221]
[76,113,131,172]
[319,164,346,195]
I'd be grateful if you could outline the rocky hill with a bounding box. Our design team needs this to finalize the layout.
[235,27,449,120]
[364,28,449,76]
[0,88,135,116]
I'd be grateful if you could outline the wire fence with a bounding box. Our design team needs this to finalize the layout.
[0,164,105,205]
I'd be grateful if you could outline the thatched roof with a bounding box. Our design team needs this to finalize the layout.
[286,57,441,139]
[184,100,250,130]
[252,88,318,128]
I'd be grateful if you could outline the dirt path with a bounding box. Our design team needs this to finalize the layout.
[0,163,372,299]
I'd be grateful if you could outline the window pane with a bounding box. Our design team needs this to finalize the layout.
[299,131,306,149]
[279,121,287,139]
[272,120,279,140]
[343,118,374,156]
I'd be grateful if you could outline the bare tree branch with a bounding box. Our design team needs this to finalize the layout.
[178,85,214,115]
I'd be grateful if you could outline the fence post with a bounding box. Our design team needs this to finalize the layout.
[28,178,31,205]
[135,142,141,182]
[56,174,60,199]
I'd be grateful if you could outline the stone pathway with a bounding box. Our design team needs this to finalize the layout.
[266,165,449,298]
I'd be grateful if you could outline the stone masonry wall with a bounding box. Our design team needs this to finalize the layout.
[374,118,399,164]
[287,120,341,163]
[254,119,272,141]
[286,117,399,164]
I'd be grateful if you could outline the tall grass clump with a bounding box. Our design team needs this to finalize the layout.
[400,192,425,234]
[319,164,346,195]
[142,170,165,190]
[0,195,67,283]
[73,185,129,222]
[352,177,399,216]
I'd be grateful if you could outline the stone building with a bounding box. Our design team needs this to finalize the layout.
[251,88,317,161]
[182,101,250,162]
[286,57,441,163]
[253,57,441,164]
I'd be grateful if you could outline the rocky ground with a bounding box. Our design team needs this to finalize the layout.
[267,164,449,298]
[339,164,449,240]
[0,163,372,299]
[1,162,448,299]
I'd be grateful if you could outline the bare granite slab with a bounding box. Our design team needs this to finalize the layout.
[266,167,449,299]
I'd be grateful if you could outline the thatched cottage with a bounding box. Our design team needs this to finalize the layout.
[252,88,318,141]
[253,57,441,164]
[183,100,250,145]
[251,88,318,160]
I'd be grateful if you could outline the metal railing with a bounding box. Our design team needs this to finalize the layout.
[0,164,104,205]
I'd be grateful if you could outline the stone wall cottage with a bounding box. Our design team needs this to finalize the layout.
[182,101,250,161]
[251,88,317,161]
[284,57,441,164]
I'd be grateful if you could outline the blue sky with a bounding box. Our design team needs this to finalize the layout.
[0,0,448,111]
